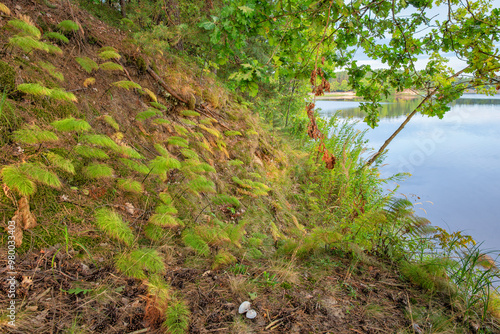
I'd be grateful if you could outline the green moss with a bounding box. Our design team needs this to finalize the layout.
[0,61,16,94]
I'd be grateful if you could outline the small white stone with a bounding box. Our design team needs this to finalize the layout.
[246,309,257,319]
[238,301,251,314]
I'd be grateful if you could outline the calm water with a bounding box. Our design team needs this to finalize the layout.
[316,94,500,251]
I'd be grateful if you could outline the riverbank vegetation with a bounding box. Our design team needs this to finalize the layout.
[0,0,499,333]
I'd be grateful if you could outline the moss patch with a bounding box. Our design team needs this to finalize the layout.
[0,60,16,94]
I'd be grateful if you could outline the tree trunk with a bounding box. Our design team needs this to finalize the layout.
[120,0,126,17]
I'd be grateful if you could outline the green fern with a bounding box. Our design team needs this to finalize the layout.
[149,212,182,228]
[112,80,141,90]
[144,223,169,241]
[180,149,199,160]
[179,118,197,127]
[48,88,77,102]
[212,250,237,270]
[159,192,173,205]
[227,159,244,166]
[12,124,58,144]
[7,19,41,38]
[150,102,169,111]
[153,118,171,125]
[195,225,231,246]
[173,124,189,136]
[117,178,143,194]
[180,110,200,117]
[136,108,160,121]
[163,298,191,334]
[200,117,216,125]
[99,50,121,60]
[115,254,145,279]
[74,145,109,159]
[119,158,149,174]
[167,136,189,148]
[9,36,43,53]
[46,152,75,174]
[1,165,36,197]
[51,117,91,132]
[224,130,242,137]
[43,32,69,44]
[148,156,181,180]
[38,61,64,81]
[44,43,63,55]
[154,144,170,157]
[102,115,119,130]
[182,230,210,256]
[130,248,165,273]
[75,57,98,73]
[198,124,220,138]
[115,145,144,159]
[17,83,51,97]
[80,134,120,150]
[99,46,117,52]
[189,176,215,194]
[20,163,62,189]
[84,163,114,179]
[212,194,241,208]
[94,208,134,246]
[146,274,171,309]
[99,62,124,71]
[57,20,79,32]
[226,221,247,248]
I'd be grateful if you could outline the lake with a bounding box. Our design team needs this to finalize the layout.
[315,94,500,252]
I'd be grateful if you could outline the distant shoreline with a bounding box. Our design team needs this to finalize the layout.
[313,89,500,101]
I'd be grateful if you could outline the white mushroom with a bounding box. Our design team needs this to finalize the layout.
[238,301,251,314]
[246,309,257,319]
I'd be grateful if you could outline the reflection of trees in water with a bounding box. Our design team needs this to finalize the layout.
[318,97,500,120]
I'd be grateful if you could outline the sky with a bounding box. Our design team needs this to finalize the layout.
[353,0,500,71]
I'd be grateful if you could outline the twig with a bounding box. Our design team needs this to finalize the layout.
[125,328,150,334]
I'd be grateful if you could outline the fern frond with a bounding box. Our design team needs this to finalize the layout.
[130,248,165,274]
[156,203,178,215]
[150,101,168,111]
[173,124,189,136]
[162,298,190,334]
[49,88,77,102]
[117,178,143,194]
[141,88,157,102]
[17,83,51,97]
[149,212,182,228]
[38,61,64,81]
[43,32,69,44]
[115,145,144,159]
[166,136,189,148]
[153,118,171,125]
[224,130,242,137]
[83,77,95,87]
[119,158,149,174]
[99,50,121,60]
[99,46,117,52]
[57,20,79,32]
[112,80,141,90]
[212,250,237,270]
[154,143,170,157]
[9,36,44,53]
[75,57,98,73]
[13,124,58,144]
[84,163,114,179]
[195,225,231,246]
[148,156,181,179]
[46,152,75,174]
[103,115,119,130]
[198,124,220,138]
[212,194,241,208]
[45,43,63,55]
[136,107,160,121]
[1,165,36,197]
[227,159,244,166]
[144,223,169,241]
[81,134,120,150]
[180,149,199,160]
[182,230,210,256]
[115,254,145,279]
[0,3,11,15]
[94,208,134,246]
[181,110,200,117]
[51,117,91,132]
[146,274,171,309]
[20,163,61,189]
[189,176,215,194]
[74,145,109,159]
[99,62,124,71]
[200,117,216,125]
[7,19,41,38]
[159,192,173,205]
[226,221,246,247]
[179,118,197,126]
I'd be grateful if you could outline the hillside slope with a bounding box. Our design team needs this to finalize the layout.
[0,1,499,333]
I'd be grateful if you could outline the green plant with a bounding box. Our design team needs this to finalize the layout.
[12,124,58,144]
[162,298,191,334]
[117,178,143,194]
[112,80,141,90]
[51,117,91,132]
[99,62,124,71]
[43,32,69,44]
[75,57,99,73]
[94,208,134,246]
[167,136,189,148]
[57,20,79,32]
[84,163,114,179]
[74,145,110,159]
[46,152,75,174]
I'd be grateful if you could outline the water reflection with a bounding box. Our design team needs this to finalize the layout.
[316,94,500,251]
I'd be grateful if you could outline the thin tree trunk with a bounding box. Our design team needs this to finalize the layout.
[120,0,126,17]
